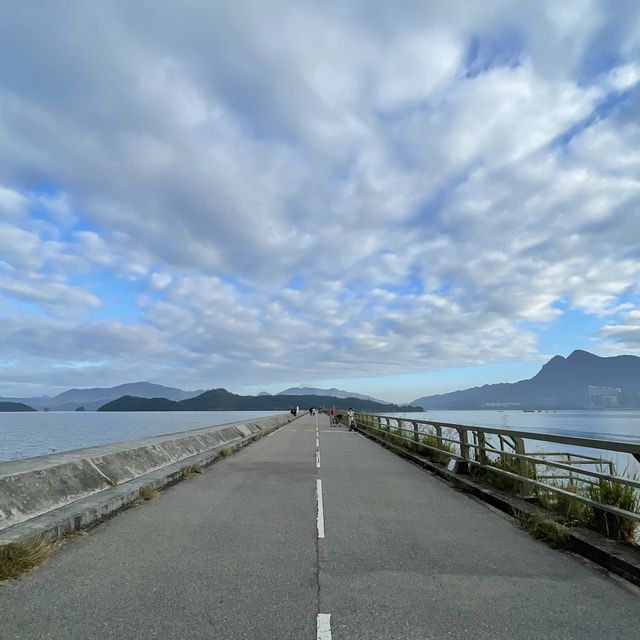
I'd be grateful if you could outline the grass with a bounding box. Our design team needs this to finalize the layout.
[183,464,203,477]
[419,433,455,464]
[535,474,639,543]
[586,478,639,543]
[0,537,54,582]
[470,453,531,493]
[138,485,158,500]
[535,480,590,526]
[515,511,571,549]
[369,422,456,465]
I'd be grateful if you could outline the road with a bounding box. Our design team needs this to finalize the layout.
[1,413,638,639]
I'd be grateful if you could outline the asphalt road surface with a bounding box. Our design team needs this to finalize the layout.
[1,413,638,639]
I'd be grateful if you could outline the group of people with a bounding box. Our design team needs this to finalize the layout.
[290,405,357,430]
[328,406,357,431]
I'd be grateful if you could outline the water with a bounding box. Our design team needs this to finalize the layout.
[387,409,640,443]
[0,411,283,462]
[385,409,640,475]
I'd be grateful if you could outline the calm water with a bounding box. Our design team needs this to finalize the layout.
[0,411,282,462]
[387,409,640,474]
[387,409,640,443]
[1,409,639,467]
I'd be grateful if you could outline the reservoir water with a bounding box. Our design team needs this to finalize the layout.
[0,411,282,462]
[386,409,640,443]
[0,408,638,466]
[386,409,640,475]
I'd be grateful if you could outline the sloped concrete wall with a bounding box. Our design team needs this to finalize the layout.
[0,415,290,532]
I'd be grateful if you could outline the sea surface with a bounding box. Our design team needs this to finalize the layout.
[0,411,283,463]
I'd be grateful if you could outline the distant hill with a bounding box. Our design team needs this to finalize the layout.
[97,396,181,412]
[99,388,422,412]
[277,386,391,404]
[411,350,640,409]
[0,401,35,412]
[0,382,204,411]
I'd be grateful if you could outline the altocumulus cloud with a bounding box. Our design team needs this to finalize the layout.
[0,0,640,395]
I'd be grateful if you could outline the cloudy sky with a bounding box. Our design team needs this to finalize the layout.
[1,1,639,402]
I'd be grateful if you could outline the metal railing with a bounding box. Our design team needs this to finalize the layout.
[356,413,640,528]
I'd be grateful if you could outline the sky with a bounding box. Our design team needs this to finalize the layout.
[1,0,640,403]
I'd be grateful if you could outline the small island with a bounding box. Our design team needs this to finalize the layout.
[0,401,36,412]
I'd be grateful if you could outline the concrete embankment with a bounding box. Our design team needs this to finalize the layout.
[0,414,294,545]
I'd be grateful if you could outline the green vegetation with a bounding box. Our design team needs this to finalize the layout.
[98,389,423,412]
[373,421,455,465]
[587,478,639,543]
[515,511,571,549]
[470,453,534,493]
[0,537,54,581]
[535,480,590,526]
[419,433,455,464]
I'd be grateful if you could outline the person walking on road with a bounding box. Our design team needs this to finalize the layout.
[347,408,356,431]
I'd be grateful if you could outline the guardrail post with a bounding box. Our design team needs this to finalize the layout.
[455,428,470,473]
[434,425,442,451]
[477,431,488,465]
[412,421,419,444]
[513,437,532,499]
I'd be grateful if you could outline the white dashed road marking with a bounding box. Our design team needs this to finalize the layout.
[316,479,325,539]
[317,613,332,640]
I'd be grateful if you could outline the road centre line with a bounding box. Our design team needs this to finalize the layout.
[316,450,320,468]
[317,613,332,640]
[316,479,325,539]
[316,437,319,448]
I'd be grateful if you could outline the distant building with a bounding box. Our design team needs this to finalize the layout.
[482,402,520,407]
[587,385,621,407]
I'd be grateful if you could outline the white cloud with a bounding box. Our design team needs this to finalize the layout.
[597,310,640,352]
[607,63,640,92]
[1,1,640,394]
[0,185,27,218]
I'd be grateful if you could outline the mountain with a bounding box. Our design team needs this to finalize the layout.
[0,401,36,412]
[0,382,204,411]
[276,386,391,404]
[98,388,422,412]
[411,350,640,409]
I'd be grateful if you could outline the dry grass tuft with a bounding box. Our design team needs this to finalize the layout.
[183,464,203,477]
[220,447,232,458]
[0,537,55,582]
[515,511,571,549]
[139,485,158,500]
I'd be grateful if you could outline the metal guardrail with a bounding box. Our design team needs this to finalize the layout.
[356,413,640,526]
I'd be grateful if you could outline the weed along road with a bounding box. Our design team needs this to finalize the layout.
[1,414,639,639]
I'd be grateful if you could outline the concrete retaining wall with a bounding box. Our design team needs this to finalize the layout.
[0,414,293,543]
